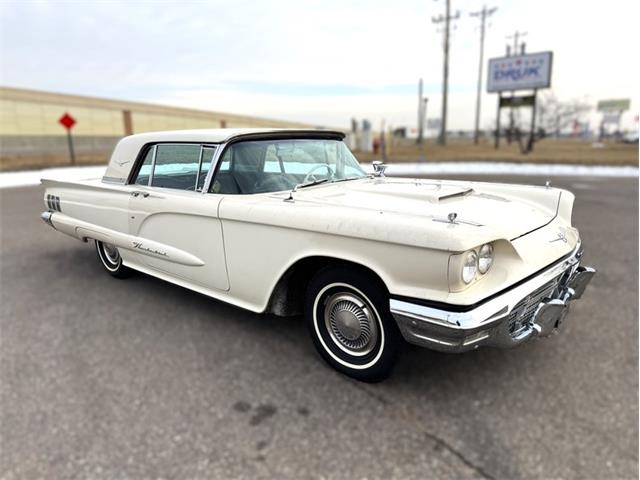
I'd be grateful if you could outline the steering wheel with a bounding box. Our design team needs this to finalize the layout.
[302,164,335,184]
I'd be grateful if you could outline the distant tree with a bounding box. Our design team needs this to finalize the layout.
[535,92,592,138]
[488,93,592,153]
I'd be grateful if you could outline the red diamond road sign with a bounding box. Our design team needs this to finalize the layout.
[59,113,76,130]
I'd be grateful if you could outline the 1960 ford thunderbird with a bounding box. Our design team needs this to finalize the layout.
[41,128,595,382]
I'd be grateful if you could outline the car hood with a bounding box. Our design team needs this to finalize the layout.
[221,177,569,252]
[287,177,561,243]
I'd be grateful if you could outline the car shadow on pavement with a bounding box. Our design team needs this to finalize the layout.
[38,242,522,390]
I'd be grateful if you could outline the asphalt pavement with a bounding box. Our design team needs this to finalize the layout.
[1,174,638,479]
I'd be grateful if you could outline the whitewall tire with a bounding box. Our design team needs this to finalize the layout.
[305,266,401,382]
[95,240,131,279]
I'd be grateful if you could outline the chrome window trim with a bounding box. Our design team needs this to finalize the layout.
[198,144,218,193]
[195,146,205,192]
[201,142,226,194]
[147,144,158,187]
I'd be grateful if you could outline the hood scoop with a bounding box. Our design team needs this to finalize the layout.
[437,188,474,202]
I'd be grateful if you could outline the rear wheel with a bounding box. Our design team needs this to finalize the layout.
[305,266,401,382]
[95,240,131,278]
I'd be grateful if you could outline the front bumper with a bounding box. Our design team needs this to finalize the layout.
[390,244,595,353]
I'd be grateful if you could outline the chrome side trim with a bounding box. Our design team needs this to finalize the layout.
[40,211,205,266]
[102,176,126,185]
[432,216,483,226]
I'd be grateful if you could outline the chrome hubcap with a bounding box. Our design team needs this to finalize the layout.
[102,243,120,264]
[324,293,379,356]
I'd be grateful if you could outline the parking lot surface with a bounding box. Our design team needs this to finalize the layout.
[1,174,638,479]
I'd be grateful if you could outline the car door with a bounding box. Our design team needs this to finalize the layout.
[127,143,230,291]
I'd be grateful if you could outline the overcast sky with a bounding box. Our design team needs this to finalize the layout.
[1,0,638,131]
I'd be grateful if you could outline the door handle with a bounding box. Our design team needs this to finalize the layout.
[131,191,150,198]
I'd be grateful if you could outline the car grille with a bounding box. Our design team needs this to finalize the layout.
[508,276,561,337]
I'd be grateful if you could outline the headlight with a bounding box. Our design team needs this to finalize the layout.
[478,243,494,274]
[462,250,478,284]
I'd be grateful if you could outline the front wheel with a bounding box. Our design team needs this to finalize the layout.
[95,240,131,278]
[305,267,401,382]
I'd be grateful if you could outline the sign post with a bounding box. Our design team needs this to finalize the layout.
[487,51,552,153]
[58,113,77,165]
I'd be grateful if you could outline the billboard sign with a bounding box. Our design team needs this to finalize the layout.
[597,99,630,112]
[487,51,553,92]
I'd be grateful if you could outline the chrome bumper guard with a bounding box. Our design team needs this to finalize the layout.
[390,245,596,353]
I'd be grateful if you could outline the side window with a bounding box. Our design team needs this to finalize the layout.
[210,148,234,194]
[151,144,201,190]
[218,149,231,172]
[132,144,217,191]
[133,147,155,185]
[211,144,267,194]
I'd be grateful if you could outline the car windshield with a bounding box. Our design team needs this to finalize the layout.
[210,139,368,195]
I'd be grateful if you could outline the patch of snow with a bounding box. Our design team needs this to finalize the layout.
[365,162,639,178]
[1,161,637,189]
[0,166,107,189]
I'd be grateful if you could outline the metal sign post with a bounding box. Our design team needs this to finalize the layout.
[526,89,538,152]
[58,113,77,165]
[495,92,501,149]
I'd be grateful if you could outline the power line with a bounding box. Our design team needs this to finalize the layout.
[470,5,497,145]
[506,30,527,55]
[432,0,460,146]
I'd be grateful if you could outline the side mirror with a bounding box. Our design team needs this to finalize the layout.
[372,160,388,177]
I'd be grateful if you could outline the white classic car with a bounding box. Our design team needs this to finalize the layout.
[41,128,595,382]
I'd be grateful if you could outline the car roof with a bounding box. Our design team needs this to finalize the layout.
[103,128,347,184]
[121,128,344,144]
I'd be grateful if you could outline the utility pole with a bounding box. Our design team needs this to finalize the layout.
[380,119,387,161]
[505,30,527,144]
[432,0,460,145]
[506,30,527,53]
[470,5,497,145]
[417,78,424,144]
[422,97,429,138]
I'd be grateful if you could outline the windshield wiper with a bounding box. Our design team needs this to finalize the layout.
[284,176,368,203]
[284,178,330,202]
[329,175,368,184]
[296,178,330,189]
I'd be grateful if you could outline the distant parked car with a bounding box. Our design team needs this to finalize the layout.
[40,128,595,382]
[622,131,639,144]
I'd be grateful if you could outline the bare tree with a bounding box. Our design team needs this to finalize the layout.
[535,92,592,138]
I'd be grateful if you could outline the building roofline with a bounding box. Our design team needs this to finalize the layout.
[0,85,330,129]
